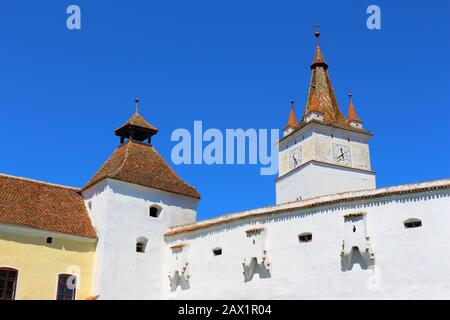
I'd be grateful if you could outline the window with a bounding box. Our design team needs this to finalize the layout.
[404,218,422,229]
[298,232,312,243]
[56,274,76,300]
[149,205,161,218]
[136,237,148,253]
[46,237,53,244]
[0,268,18,300]
[212,248,222,256]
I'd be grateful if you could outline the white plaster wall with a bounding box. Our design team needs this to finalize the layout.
[279,123,372,178]
[165,188,450,300]
[276,161,376,204]
[82,179,198,299]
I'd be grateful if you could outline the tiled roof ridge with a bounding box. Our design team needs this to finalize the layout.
[0,173,79,191]
[165,178,450,236]
[109,141,132,178]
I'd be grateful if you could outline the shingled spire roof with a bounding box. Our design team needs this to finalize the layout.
[284,99,297,129]
[347,93,362,123]
[298,31,349,128]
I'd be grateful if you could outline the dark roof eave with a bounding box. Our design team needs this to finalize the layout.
[82,176,201,200]
[278,119,373,144]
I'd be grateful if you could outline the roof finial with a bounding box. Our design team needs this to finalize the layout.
[314,24,320,45]
[291,97,295,108]
[135,97,140,114]
[348,92,353,100]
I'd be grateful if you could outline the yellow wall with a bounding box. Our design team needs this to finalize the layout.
[0,231,96,300]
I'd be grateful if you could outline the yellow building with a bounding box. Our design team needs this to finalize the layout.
[0,174,97,300]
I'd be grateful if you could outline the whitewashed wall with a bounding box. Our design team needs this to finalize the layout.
[276,161,376,203]
[277,123,375,203]
[82,178,198,299]
[164,188,450,300]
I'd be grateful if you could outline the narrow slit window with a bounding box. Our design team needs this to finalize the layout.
[404,218,422,229]
[298,232,313,243]
[136,237,148,253]
[212,248,222,256]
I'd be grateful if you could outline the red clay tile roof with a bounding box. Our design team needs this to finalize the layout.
[83,140,201,199]
[284,32,371,137]
[305,86,321,114]
[0,174,97,239]
[284,100,297,129]
[348,96,362,122]
[115,113,158,133]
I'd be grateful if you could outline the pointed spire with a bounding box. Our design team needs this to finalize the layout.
[286,98,297,129]
[347,93,362,122]
[301,30,349,129]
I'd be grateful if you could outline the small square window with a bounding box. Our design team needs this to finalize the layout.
[212,248,222,256]
[298,233,312,243]
[46,237,53,244]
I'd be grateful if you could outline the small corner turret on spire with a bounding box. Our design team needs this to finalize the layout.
[283,98,298,137]
[347,93,363,129]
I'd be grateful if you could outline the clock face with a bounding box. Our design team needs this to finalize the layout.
[332,144,352,166]
[289,147,302,170]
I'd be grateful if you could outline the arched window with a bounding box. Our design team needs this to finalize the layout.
[404,218,422,229]
[136,237,148,253]
[298,232,312,243]
[149,205,162,218]
[0,267,18,300]
[56,274,77,300]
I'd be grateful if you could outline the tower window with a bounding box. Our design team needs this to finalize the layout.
[212,248,222,256]
[298,232,313,243]
[46,237,53,244]
[149,205,161,218]
[136,237,148,253]
[0,267,18,300]
[56,274,77,300]
[404,218,422,229]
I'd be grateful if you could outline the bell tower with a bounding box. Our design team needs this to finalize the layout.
[114,98,159,145]
[276,31,376,204]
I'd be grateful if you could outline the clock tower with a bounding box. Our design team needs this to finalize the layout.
[276,31,376,204]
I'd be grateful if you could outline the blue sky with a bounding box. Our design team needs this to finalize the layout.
[0,1,449,220]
